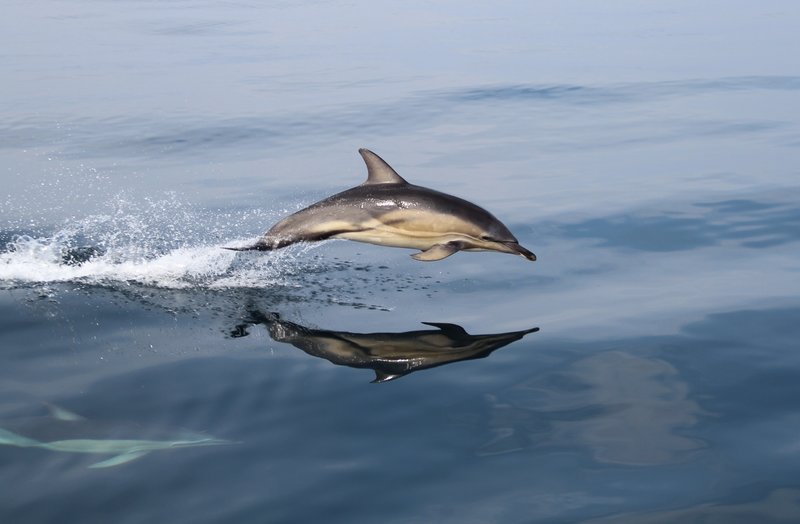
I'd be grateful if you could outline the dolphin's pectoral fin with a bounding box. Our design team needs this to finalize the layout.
[222,239,274,251]
[411,243,461,262]
[89,451,150,469]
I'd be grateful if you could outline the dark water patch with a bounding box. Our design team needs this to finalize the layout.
[534,119,791,153]
[449,304,800,520]
[560,198,800,252]
[454,84,605,103]
[0,107,437,160]
[611,120,787,149]
[449,76,800,105]
[681,306,800,348]
[563,214,711,252]
[131,123,283,156]
[585,487,800,523]
[695,199,775,214]
[696,199,800,249]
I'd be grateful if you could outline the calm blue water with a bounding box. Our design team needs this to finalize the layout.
[3,1,800,522]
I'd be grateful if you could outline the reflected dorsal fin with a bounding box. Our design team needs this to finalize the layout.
[359,148,408,185]
[421,322,470,338]
[371,370,403,383]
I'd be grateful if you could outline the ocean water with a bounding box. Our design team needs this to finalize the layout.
[2,1,800,522]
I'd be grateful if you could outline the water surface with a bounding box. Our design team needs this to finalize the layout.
[3,1,800,523]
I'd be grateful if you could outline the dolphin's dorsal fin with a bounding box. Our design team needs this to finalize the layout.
[359,149,408,185]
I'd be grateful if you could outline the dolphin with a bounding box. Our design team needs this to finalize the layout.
[226,149,536,262]
[0,403,232,468]
[233,311,539,383]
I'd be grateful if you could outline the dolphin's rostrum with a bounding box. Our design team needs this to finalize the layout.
[227,149,536,262]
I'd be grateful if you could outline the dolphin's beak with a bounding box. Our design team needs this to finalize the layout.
[501,242,537,261]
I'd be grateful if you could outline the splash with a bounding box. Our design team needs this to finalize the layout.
[0,191,430,314]
[0,192,321,290]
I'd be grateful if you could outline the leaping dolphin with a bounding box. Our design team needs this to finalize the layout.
[226,149,536,262]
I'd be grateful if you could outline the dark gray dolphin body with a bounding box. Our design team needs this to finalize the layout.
[227,149,536,262]
[233,312,539,382]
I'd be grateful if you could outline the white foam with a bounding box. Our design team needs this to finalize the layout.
[0,194,318,290]
[0,234,302,289]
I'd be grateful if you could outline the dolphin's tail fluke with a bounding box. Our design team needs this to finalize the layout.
[222,239,274,251]
[223,245,263,252]
[223,233,310,252]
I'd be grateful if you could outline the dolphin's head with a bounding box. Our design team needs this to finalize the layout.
[464,219,537,261]
[478,237,537,261]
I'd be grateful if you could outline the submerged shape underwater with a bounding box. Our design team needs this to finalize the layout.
[3,1,800,523]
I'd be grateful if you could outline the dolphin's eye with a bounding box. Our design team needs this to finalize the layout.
[480,235,494,241]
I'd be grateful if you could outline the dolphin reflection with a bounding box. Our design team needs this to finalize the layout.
[233,312,539,383]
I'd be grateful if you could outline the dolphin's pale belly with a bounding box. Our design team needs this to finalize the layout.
[334,227,472,250]
[332,207,485,250]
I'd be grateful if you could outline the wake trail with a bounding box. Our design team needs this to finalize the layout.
[0,193,318,290]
